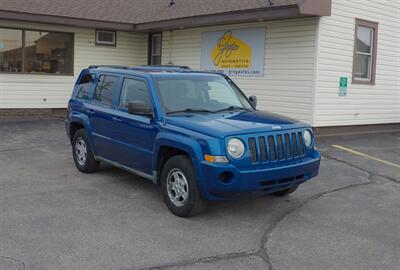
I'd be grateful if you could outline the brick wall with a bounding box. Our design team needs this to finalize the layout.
[0,109,66,120]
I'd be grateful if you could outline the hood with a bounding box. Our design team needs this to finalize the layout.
[164,110,307,138]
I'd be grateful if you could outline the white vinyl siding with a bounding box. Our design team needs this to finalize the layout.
[314,0,400,126]
[161,18,318,124]
[0,20,147,109]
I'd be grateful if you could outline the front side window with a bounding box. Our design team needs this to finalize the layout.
[353,19,378,84]
[93,75,118,107]
[119,78,151,108]
[155,75,253,114]
[0,27,73,75]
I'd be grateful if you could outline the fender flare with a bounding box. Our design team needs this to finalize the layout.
[153,132,210,197]
[68,112,97,155]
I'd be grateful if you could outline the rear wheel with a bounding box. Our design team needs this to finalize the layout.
[160,155,205,217]
[271,185,298,197]
[72,129,100,173]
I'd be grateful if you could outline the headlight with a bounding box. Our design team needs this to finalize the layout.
[227,138,245,159]
[303,130,313,148]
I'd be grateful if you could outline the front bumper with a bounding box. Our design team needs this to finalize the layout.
[198,151,321,199]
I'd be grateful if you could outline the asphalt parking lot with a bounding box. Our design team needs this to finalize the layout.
[1,119,399,270]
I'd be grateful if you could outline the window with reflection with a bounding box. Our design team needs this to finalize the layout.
[0,28,23,72]
[24,31,73,74]
[353,19,378,84]
[119,78,151,108]
[0,28,74,75]
[93,75,118,107]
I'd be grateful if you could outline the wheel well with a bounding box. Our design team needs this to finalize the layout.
[69,122,85,140]
[157,146,190,183]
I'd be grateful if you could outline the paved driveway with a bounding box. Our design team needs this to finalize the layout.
[0,119,399,270]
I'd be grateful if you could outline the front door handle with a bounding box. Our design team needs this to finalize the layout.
[86,109,95,115]
[113,116,123,122]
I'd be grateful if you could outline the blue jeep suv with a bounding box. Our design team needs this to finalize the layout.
[66,65,321,217]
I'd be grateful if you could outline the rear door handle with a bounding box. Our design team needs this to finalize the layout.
[86,109,95,115]
[113,116,123,122]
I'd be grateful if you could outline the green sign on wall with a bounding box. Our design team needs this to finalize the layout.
[339,77,348,97]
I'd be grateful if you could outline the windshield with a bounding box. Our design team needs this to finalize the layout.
[155,75,254,114]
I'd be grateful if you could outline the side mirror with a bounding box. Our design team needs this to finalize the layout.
[127,101,153,116]
[249,95,257,108]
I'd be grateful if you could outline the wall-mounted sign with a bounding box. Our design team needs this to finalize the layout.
[201,27,266,77]
[339,77,348,96]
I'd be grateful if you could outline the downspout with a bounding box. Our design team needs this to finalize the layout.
[311,16,321,128]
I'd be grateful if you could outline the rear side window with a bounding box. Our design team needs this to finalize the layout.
[119,78,151,108]
[76,73,95,100]
[93,75,118,107]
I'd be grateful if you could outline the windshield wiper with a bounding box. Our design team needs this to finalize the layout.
[166,108,215,115]
[214,106,251,113]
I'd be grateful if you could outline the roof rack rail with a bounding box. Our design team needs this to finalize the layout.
[88,65,191,71]
[88,65,129,69]
[141,65,191,69]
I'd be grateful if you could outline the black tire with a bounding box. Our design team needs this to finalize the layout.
[160,155,206,217]
[271,185,298,197]
[72,129,100,173]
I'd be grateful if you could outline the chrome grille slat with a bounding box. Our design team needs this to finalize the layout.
[247,131,306,164]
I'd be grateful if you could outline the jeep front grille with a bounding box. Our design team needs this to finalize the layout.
[248,132,305,163]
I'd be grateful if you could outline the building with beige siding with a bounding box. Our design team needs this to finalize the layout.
[0,0,398,127]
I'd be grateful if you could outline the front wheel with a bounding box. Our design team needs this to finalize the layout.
[160,155,205,217]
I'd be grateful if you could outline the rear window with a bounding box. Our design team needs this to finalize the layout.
[93,75,118,107]
[76,73,96,100]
